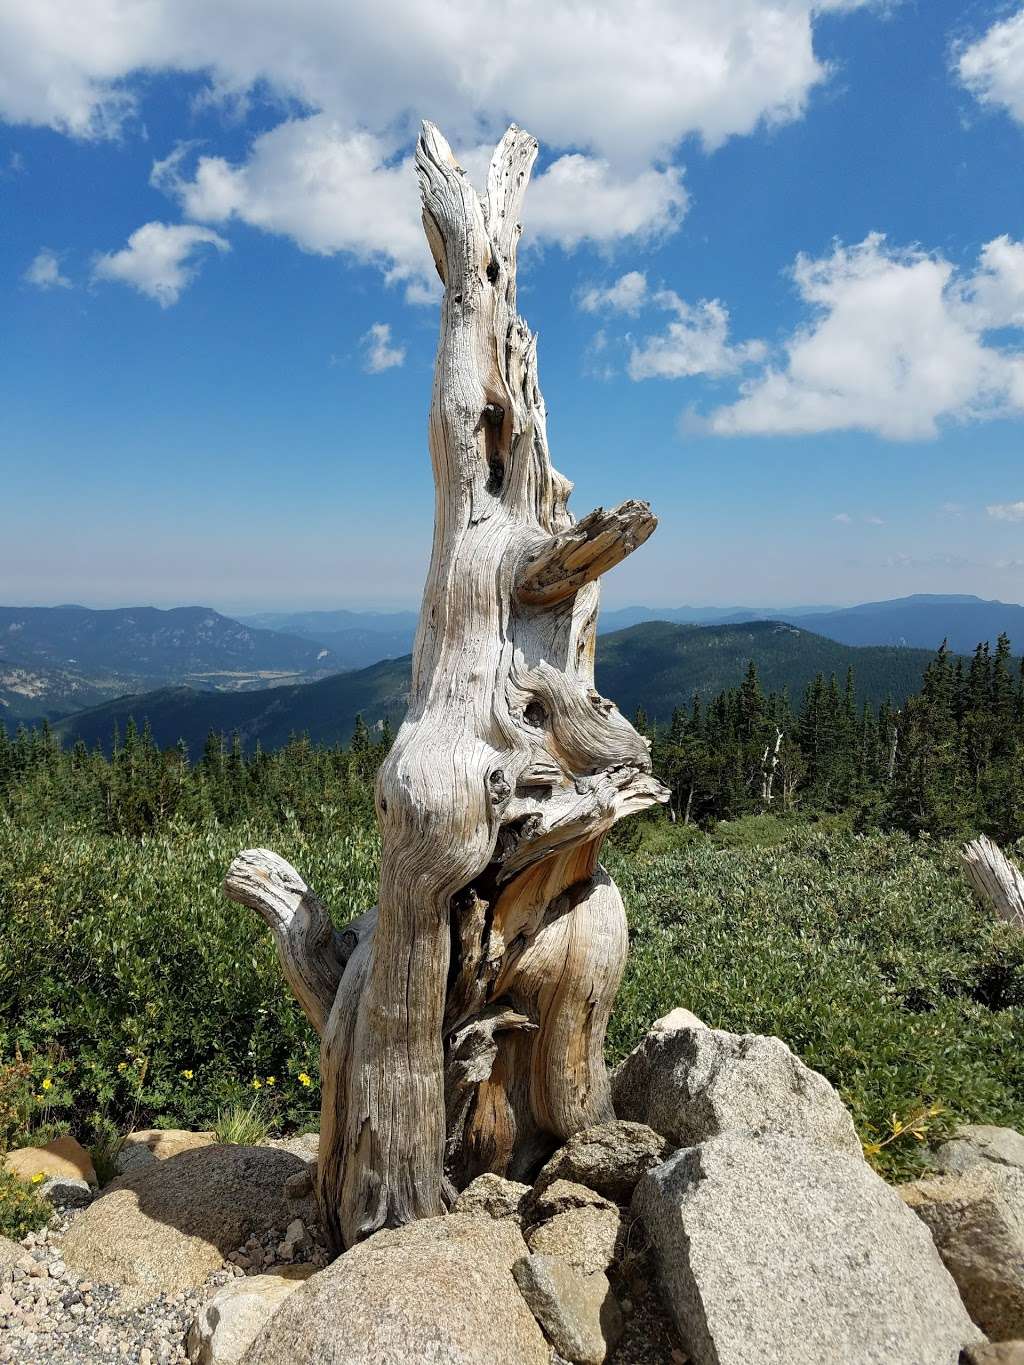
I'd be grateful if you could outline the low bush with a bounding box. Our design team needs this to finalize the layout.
[1,810,1021,1182]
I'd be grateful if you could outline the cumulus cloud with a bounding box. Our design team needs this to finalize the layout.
[833,512,853,523]
[24,248,71,289]
[628,291,767,381]
[707,234,1024,440]
[0,2,880,157]
[361,322,405,373]
[988,501,1024,522]
[957,8,1024,126]
[154,125,688,300]
[579,271,649,315]
[92,222,229,306]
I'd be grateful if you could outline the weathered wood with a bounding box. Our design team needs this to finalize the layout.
[961,835,1024,929]
[226,120,667,1251]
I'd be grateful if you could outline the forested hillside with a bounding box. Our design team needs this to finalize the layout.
[51,620,946,755]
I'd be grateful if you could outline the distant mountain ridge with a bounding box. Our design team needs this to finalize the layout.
[241,594,1024,662]
[54,620,946,756]
[8,594,1022,729]
[779,594,1024,655]
[0,605,342,723]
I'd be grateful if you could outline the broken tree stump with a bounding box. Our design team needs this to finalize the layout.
[225,121,668,1250]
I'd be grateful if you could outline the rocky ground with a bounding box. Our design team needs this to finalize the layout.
[1,1012,1022,1365]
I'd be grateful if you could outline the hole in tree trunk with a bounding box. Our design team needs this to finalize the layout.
[486,260,500,283]
[524,701,547,729]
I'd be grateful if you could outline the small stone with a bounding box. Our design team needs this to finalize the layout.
[140,1349,153,1365]
[512,1255,622,1365]
[534,1122,669,1205]
[901,1162,1024,1341]
[38,1176,93,1209]
[283,1168,313,1201]
[527,1204,621,1277]
[453,1172,531,1222]
[27,1263,47,1279]
[68,1301,86,1317]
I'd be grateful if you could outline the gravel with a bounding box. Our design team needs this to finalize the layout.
[0,1189,331,1364]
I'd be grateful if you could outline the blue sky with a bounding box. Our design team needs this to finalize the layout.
[2,0,1023,613]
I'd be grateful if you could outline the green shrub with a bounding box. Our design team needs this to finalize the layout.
[606,823,1024,1179]
[1,808,1021,1184]
[0,1169,51,1240]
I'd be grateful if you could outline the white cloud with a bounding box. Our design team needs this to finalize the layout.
[153,120,430,297]
[833,512,853,523]
[361,322,405,374]
[155,126,687,300]
[24,248,70,290]
[628,291,767,381]
[92,222,229,306]
[579,271,649,315]
[527,159,686,248]
[0,2,881,158]
[707,234,1024,440]
[957,8,1024,126]
[988,501,1024,522]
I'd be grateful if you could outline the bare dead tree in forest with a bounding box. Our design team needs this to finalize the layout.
[225,122,667,1250]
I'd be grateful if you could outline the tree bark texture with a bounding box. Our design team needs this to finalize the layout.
[961,835,1024,930]
[225,122,667,1251]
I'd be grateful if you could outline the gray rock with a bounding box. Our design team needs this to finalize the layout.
[963,1344,1024,1365]
[901,1162,1024,1341]
[0,1235,20,1282]
[38,1174,93,1209]
[527,1202,622,1277]
[934,1125,1024,1177]
[62,1145,309,1298]
[453,1173,531,1222]
[116,1129,216,1176]
[633,1132,982,1365]
[612,1026,862,1156]
[527,1179,617,1223]
[534,1121,669,1205]
[512,1254,622,1365]
[187,1265,315,1364]
[283,1167,314,1201]
[242,1214,549,1364]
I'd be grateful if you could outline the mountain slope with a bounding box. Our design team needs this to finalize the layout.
[594,621,937,721]
[779,595,1024,654]
[0,658,119,723]
[53,621,945,755]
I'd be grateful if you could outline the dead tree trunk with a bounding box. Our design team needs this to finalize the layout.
[224,122,667,1251]
[961,835,1024,930]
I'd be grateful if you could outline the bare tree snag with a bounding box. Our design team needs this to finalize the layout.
[961,835,1024,930]
[225,121,668,1251]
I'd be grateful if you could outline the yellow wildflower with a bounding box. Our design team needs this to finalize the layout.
[117,1062,128,1073]
[30,1173,44,1185]
[266,1076,275,1086]
[251,1079,262,1089]
[181,1069,194,1080]
[297,1073,312,1087]
[41,1078,53,1091]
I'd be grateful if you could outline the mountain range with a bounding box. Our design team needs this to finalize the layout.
[54,620,943,756]
[0,605,340,722]
[4,594,1021,737]
[240,594,1024,666]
